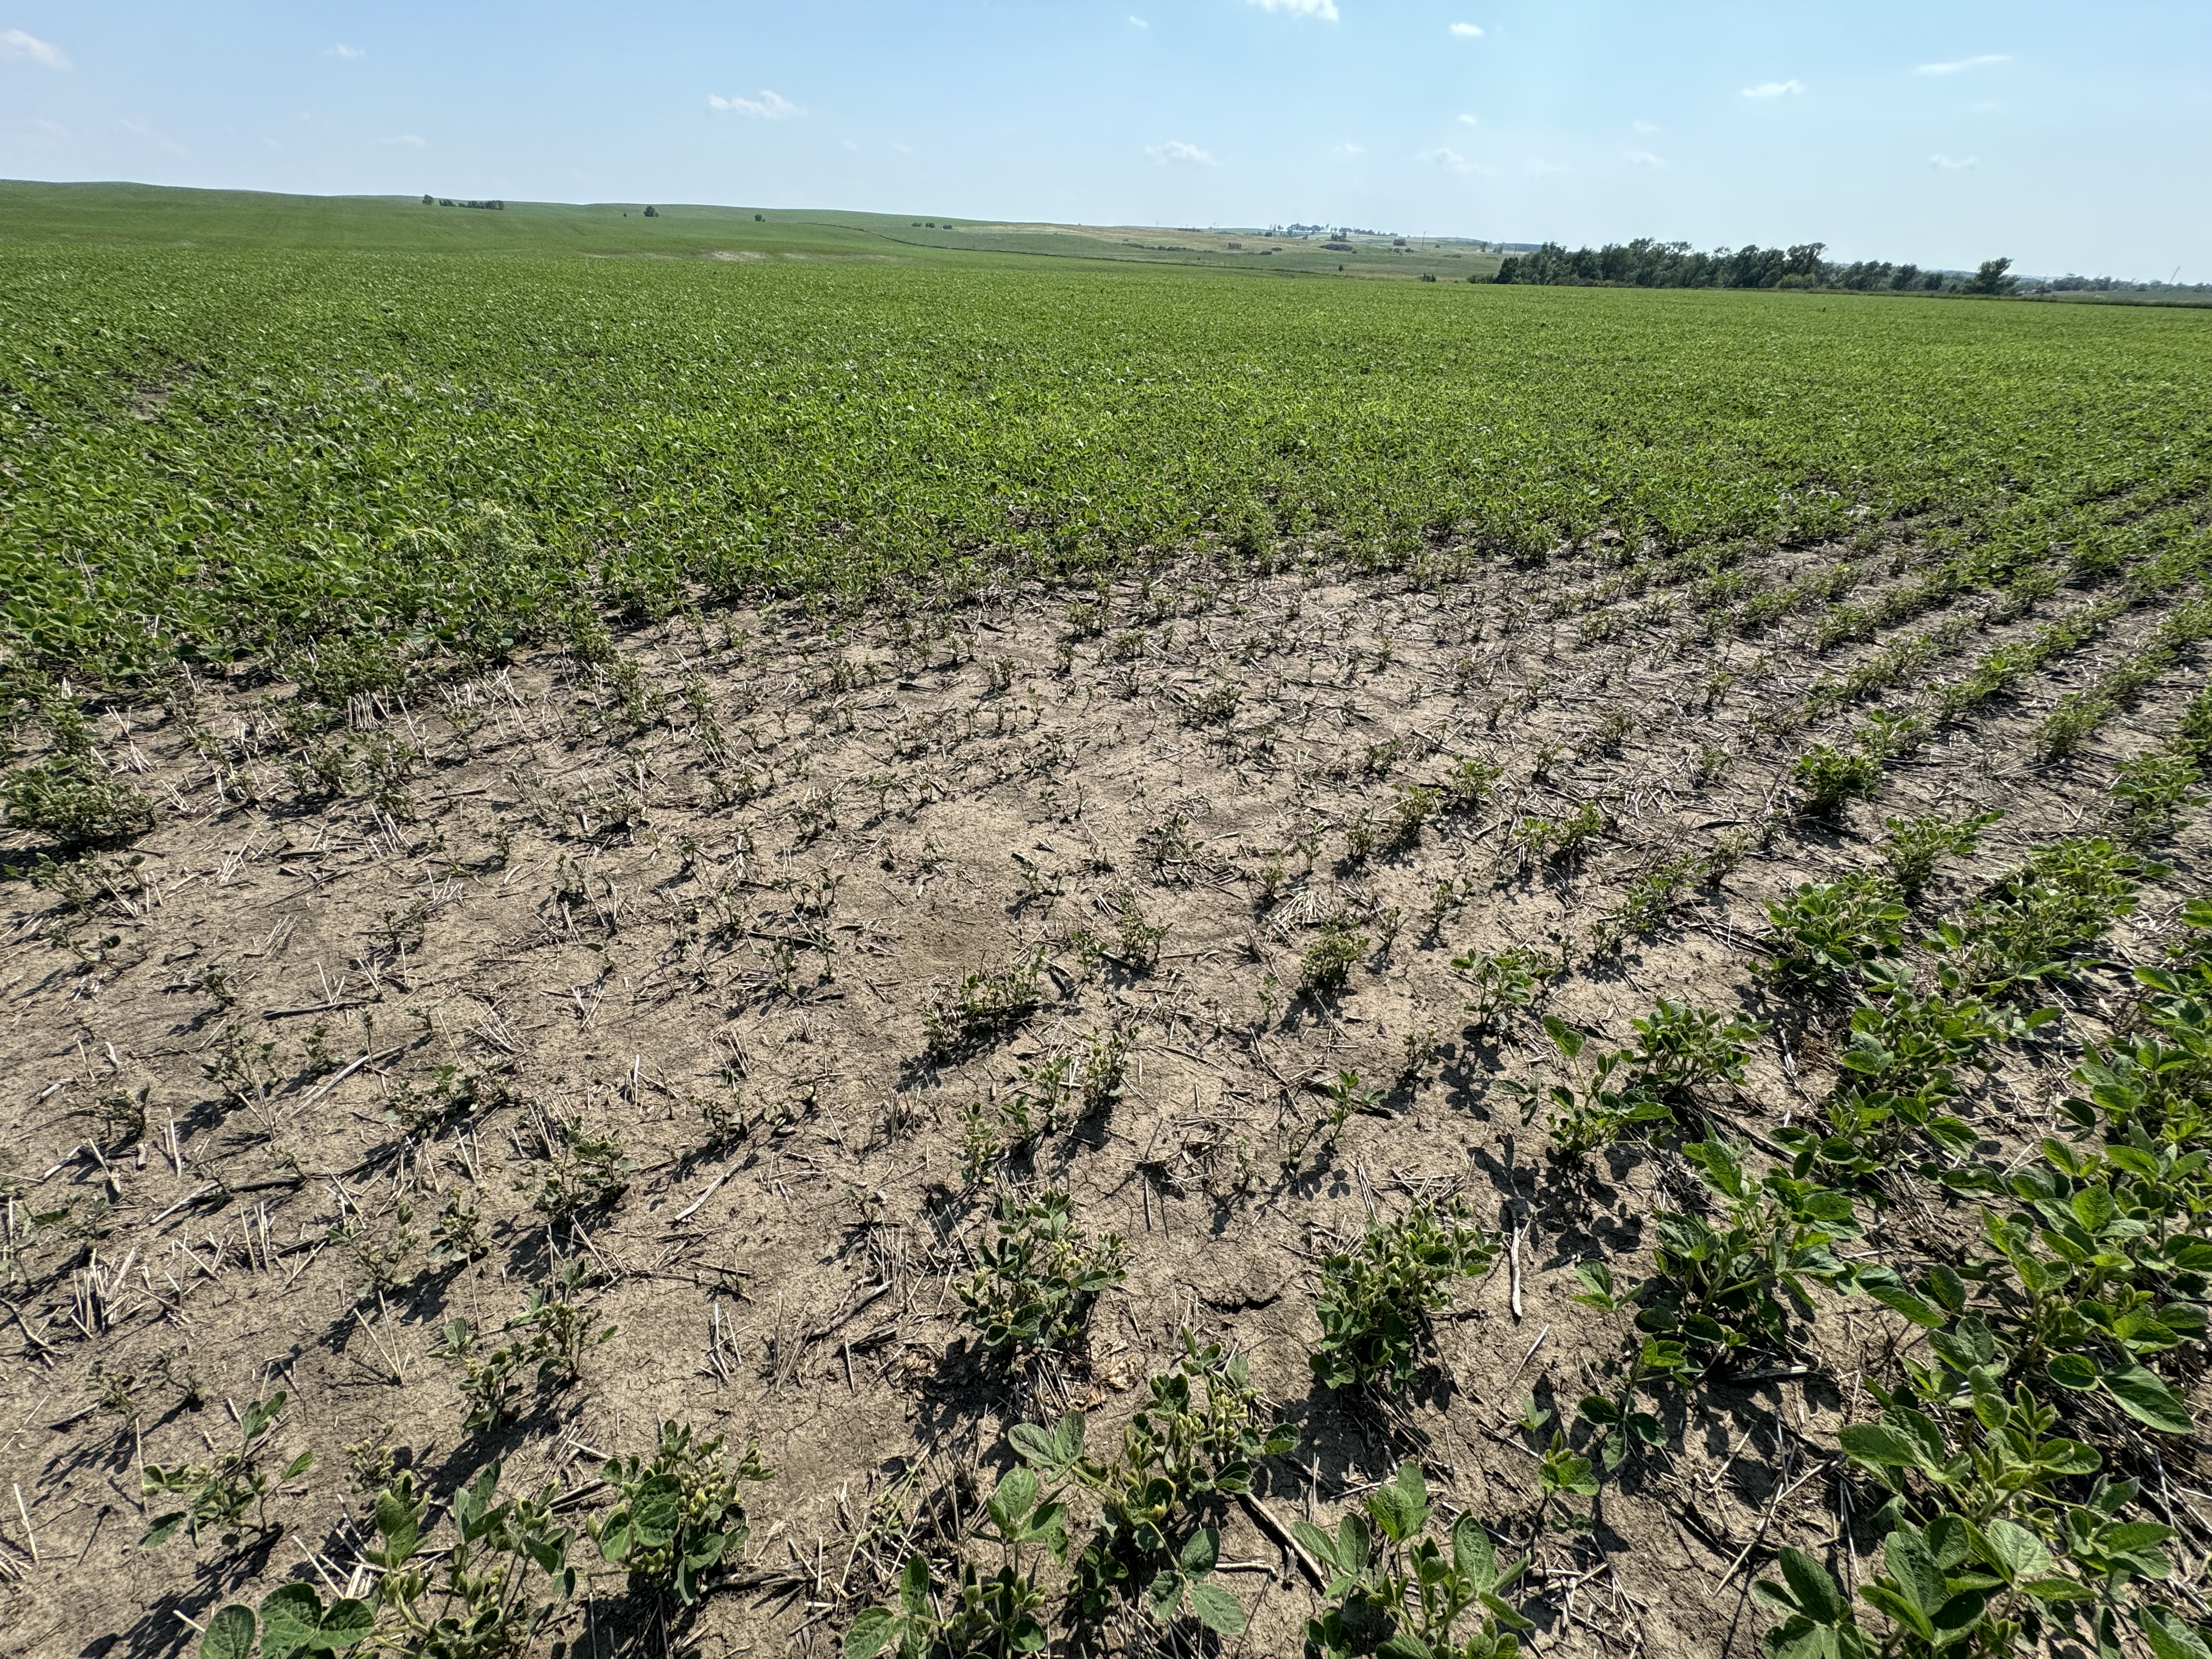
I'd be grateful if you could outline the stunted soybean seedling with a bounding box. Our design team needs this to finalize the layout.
[958,1190,1126,1362]
[1311,1201,1498,1391]
[140,1392,310,1549]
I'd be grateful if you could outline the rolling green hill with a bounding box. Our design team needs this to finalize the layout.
[0,178,1501,279]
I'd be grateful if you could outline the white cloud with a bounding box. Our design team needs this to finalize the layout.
[327,43,366,59]
[891,140,912,154]
[1128,14,1147,26]
[0,28,69,69]
[1526,156,1572,176]
[379,133,428,147]
[119,117,185,154]
[1247,0,1339,19]
[1740,79,1804,98]
[1333,141,1364,155]
[1915,53,2008,76]
[1147,138,1216,165]
[1929,153,1978,170]
[709,89,803,120]
[1633,119,1660,134]
[1624,149,1664,166]
[1448,22,1483,37]
[1456,113,1478,127]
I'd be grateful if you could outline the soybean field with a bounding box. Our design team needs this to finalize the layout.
[3,185,2211,1659]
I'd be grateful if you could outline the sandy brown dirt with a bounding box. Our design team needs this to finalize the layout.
[2,545,2204,1658]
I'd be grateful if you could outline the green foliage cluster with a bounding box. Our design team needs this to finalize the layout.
[433,1261,616,1429]
[1298,1460,1532,1659]
[141,1392,311,1550]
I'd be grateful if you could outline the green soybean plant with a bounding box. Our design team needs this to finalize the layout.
[846,1466,1067,1659]
[1760,873,1908,989]
[957,1189,1126,1362]
[1629,1141,1861,1384]
[192,1587,373,1659]
[590,1420,774,1604]
[1012,1335,1295,1629]
[1505,1014,1672,1158]
[1312,1202,1499,1390]
[141,1392,311,1549]
[360,1462,578,1659]
[1792,743,1884,819]
[1295,1459,1532,1659]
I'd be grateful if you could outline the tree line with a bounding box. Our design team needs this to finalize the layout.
[1493,239,2018,295]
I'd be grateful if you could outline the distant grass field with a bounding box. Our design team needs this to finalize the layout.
[2,181,2208,685]
[0,178,1500,279]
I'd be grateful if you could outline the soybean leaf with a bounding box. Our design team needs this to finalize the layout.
[1186,1581,1246,1635]
[200,1607,257,1659]
[2103,1364,2193,1434]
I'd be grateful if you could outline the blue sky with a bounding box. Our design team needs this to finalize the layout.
[4,1,2207,278]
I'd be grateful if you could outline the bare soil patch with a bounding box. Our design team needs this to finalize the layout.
[2,549,2203,1657]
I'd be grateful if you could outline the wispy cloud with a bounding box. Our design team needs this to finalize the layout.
[380,133,428,148]
[1624,149,1664,167]
[119,117,185,154]
[708,89,803,120]
[1448,22,1483,37]
[1456,113,1478,127]
[327,43,366,60]
[0,28,69,69]
[1128,14,1147,26]
[1929,153,1978,170]
[1423,146,1477,174]
[1740,79,1804,98]
[1247,0,1339,20]
[1633,119,1660,134]
[1526,157,1572,176]
[1333,141,1364,155]
[1915,53,2008,76]
[1147,138,1216,165]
